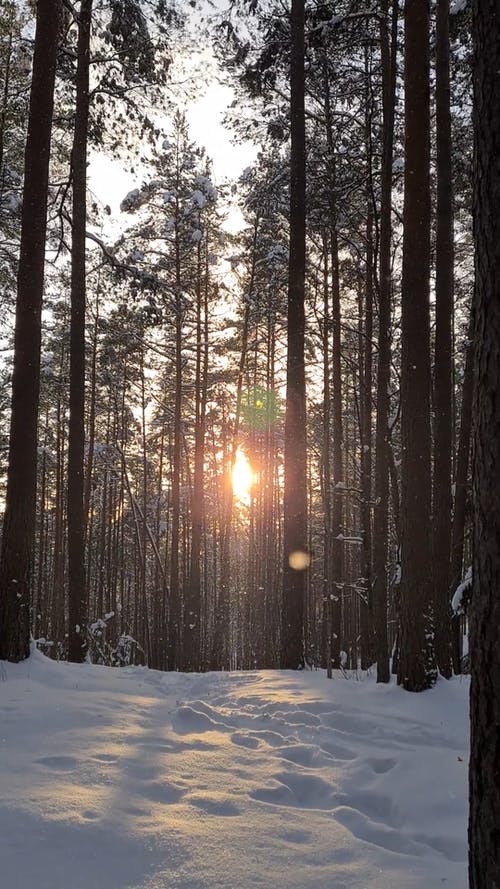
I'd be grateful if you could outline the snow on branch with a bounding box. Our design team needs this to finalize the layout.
[451,566,472,615]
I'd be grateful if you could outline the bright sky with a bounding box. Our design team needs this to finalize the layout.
[187,81,257,182]
[88,59,258,230]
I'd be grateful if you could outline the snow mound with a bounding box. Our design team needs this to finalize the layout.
[0,653,469,888]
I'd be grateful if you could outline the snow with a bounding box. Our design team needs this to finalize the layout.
[452,566,472,615]
[0,650,469,889]
[120,188,142,212]
[192,189,207,209]
[1,191,22,214]
[451,0,468,14]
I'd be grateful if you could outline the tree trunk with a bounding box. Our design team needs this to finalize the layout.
[373,0,397,684]
[281,0,307,669]
[432,0,454,679]
[450,311,474,673]
[0,0,61,662]
[468,2,500,883]
[68,0,93,663]
[398,0,437,692]
[185,238,208,671]
[323,64,344,668]
[360,214,374,668]
[321,234,333,677]
[167,164,184,670]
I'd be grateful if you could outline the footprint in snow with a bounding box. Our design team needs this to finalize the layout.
[171,706,230,735]
[142,780,187,804]
[231,731,261,749]
[366,756,397,775]
[251,771,336,810]
[35,755,80,771]
[273,743,325,769]
[187,796,241,817]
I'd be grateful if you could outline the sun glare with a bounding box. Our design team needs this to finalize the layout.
[232,448,254,504]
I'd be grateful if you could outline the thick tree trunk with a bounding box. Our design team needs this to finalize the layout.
[68,0,93,664]
[398,0,437,692]
[468,2,500,883]
[373,0,397,684]
[432,0,454,679]
[0,0,61,662]
[281,0,307,669]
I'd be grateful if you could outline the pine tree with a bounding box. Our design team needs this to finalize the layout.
[397,0,437,692]
[68,0,93,664]
[281,0,307,669]
[0,0,61,662]
[432,0,454,679]
[468,1,500,883]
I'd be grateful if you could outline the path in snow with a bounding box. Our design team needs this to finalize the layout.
[0,652,469,889]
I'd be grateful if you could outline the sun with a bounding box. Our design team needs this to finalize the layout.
[232,448,254,504]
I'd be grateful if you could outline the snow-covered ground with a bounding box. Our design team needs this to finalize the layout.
[0,651,469,889]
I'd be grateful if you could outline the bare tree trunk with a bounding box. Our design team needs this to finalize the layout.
[84,295,99,534]
[167,171,184,670]
[432,0,454,679]
[398,0,437,692]
[281,0,307,669]
[0,0,61,662]
[322,64,344,668]
[469,1,500,881]
[373,0,397,684]
[321,234,333,677]
[68,0,93,663]
[360,213,374,669]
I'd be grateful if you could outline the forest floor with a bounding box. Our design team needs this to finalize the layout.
[0,650,469,889]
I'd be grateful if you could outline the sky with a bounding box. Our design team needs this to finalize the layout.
[88,53,258,231]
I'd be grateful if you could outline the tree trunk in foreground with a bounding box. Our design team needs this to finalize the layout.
[469,2,500,884]
[281,0,307,669]
[373,0,397,684]
[432,0,454,679]
[0,0,61,662]
[68,0,93,663]
[398,0,437,692]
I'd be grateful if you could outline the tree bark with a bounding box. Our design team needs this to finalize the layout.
[0,0,61,662]
[373,0,397,684]
[281,0,307,669]
[68,0,93,663]
[468,2,500,883]
[432,0,454,679]
[322,64,343,668]
[398,0,437,692]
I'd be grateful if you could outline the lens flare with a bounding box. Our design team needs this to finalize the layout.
[288,551,311,571]
[232,448,254,504]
